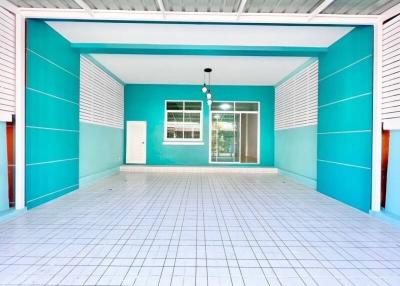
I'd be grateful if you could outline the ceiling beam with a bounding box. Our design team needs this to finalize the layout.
[308,0,335,21]
[0,0,19,13]
[156,0,166,18]
[236,0,248,20]
[17,8,380,25]
[72,0,94,17]
[381,2,400,22]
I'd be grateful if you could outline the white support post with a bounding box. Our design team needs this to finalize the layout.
[371,21,383,212]
[15,14,25,210]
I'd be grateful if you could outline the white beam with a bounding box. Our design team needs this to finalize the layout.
[308,0,335,21]
[157,0,166,19]
[72,0,93,17]
[18,9,380,25]
[236,0,248,20]
[0,0,18,13]
[371,21,383,213]
[15,13,25,210]
[381,2,400,22]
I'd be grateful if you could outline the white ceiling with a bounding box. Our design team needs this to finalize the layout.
[47,21,353,48]
[91,54,311,85]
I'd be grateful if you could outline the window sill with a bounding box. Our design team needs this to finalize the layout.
[163,141,204,145]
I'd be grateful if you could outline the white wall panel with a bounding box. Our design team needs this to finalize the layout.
[80,56,124,129]
[275,60,318,131]
[0,7,15,122]
[382,14,400,127]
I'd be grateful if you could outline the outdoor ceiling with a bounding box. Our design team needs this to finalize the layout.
[5,0,400,15]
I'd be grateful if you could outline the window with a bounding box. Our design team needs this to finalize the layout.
[164,101,203,143]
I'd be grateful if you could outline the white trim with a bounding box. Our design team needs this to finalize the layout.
[0,111,12,122]
[318,92,372,108]
[26,87,79,105]
[26,184,78,204]
[318,130,371,135]
[26,126,79,133]
[26,157,79,166]
[236,0,248,20]
[15,14,25,210]
[120,165,278,174]
[163,141,204,145]
[319,55,372,82]
[16,9,380,25]
[371,21,383,213]
[317,159,371,170]
[383,118,400,130]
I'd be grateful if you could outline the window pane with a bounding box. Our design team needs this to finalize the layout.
[167,101,183,110]
[167,112,183,122]
[184,113,200,123]
[167,125,183,139]
[185,102,202,110]
[235,102,258,111]
[184,127,201,139]
[211,102,234,111]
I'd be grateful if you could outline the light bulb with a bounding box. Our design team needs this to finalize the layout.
[206,92,212,100]
[207,99,212,106]
[201,84,207,93]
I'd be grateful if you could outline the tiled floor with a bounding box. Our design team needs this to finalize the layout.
[1,173,400,286]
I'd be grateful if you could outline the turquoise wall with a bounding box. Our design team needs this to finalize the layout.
[386,130,400,217]
[79,122,123,185]
[26,20,80,208]
[125,84,274,166]
[275,125,317,186]
[317,26,373,212]
[0,122,9,211]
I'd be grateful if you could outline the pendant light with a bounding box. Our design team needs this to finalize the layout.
[202,68,213,105]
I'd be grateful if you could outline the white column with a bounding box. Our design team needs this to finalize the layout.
[371,21,383,212]
[15,14,25,210]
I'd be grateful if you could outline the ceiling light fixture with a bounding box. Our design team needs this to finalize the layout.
[202,68,213,106]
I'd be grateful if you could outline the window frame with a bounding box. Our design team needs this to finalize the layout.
[163,100,204,145]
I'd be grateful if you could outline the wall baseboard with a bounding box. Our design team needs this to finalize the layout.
[120,165,278,174]
[278,169,317,188]
[79,166,121,187]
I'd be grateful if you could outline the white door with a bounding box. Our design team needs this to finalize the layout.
[126,121,147,164]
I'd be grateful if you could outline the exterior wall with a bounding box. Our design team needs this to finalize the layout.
[124,84,274,166]
[317,26,373,212]
[25,20,80,208]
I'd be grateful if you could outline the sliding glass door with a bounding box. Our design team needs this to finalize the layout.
[210,102,259,164]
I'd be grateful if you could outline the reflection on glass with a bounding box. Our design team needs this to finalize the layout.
[211,113,240,162]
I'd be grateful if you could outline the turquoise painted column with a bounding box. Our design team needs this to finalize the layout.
[386,130,400,217]
[0,122,9,212]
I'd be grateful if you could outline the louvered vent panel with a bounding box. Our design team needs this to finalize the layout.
[80,56,124,129]
[0,7,15,122]
[275,60,318,131]
[382,14,400,124]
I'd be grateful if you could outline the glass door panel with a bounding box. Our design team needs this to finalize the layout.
[211,113,240,162]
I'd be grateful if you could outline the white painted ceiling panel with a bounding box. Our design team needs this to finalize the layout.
[8,0,80,9]
[322,0,400,15]
[163,0,241,12]
[244,0,323,13]
[84,0,160,11]
[91,54,311,85]
[47,21,353,48]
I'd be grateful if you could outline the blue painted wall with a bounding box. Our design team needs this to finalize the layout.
[26,20,80,208]
[125,84,274,166]
[79,122,123,185]
[317,26,373,212]
[0,122,9,211]
[275,125,317,186]
[386,130,400,217]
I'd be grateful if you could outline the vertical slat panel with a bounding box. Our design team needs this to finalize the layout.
[275,60,318,131]
[382,14,400,124]
[0,7,15,122]
[80,56,124,129]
